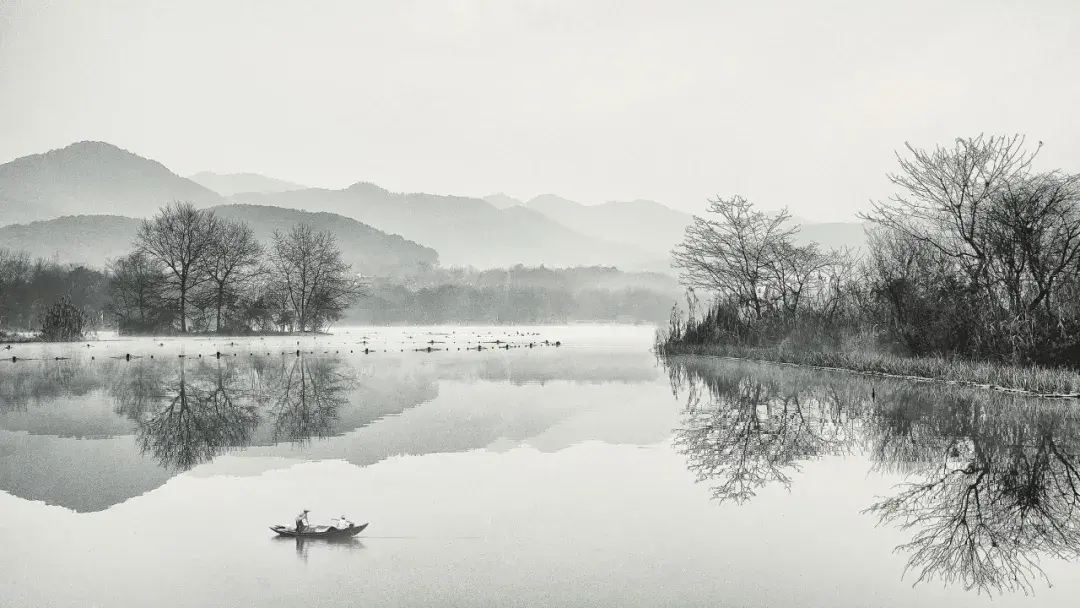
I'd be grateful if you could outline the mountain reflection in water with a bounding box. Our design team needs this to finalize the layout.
[663,355,1080,596]
[112,356,355,471]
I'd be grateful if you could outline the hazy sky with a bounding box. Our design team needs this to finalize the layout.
[2,0,1079,221]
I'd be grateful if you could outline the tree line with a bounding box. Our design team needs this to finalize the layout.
[668,134,1080,367]
[1,203,680,340]
[0,251,109,337]
[108,201,362,335]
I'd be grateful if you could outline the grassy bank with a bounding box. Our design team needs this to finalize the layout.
[657,340,1080,397]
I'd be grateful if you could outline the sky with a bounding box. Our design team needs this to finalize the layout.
[2,0,1079,221]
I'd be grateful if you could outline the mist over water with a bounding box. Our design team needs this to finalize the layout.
[1,325,1079,606]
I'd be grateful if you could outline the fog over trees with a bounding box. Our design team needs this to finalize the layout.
[2,201,680,339]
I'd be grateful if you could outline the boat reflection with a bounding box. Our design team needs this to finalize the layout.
[663,355,1080,596]
[273,534,367,563]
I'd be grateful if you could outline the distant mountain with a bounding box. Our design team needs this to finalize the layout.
[0,215,142,264]
[523,195,873,259]
[210,204,438,275]
[188,171,308,196]
[482,193,523,209]
[229,184,666,271]
[0,141,222,226]
[525,194,693,258]
[0,206,438,275]
[0,140,866,271]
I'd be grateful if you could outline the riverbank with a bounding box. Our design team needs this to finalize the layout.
[0,329,342,344]
[657,341,1080,398]
[0,330,40,344]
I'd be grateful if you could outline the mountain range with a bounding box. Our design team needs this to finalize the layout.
[0,205,437,276]
[0,142,222,225]
[481,193,523,210]
[522,194,693,259]
[0,141,869,274]
[228,184,668,270]
[187,171,308,196]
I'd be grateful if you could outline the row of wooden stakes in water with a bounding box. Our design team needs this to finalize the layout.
[5,341,563,363]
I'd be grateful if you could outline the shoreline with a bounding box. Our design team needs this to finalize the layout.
[657,341,1080,399]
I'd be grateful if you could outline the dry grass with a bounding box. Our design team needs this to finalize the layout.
[658,341,1080,397]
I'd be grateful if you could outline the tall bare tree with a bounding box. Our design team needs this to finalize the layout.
[201,219,264,332]
[861,134,1041,292]
[135,202,220,332]
[672,195,797,321]
[862,135,1080,361]
[268,223,362,332]
[984,172,1080,316]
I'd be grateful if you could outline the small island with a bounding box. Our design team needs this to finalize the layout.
[658,135,1080,397]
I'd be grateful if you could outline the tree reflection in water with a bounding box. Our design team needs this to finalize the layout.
[0,357,105,411]
[253,356,352,445]
[669,359,860,504]
[866,389,1080,595]
[112,355,354,471]
[664,355,1080,595]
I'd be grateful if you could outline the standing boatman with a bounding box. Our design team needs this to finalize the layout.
[295,509,310,533]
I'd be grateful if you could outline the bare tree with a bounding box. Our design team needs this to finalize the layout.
[135,202,220,332]
[200,219,264,332]
[984,172,1080,316]
[861,134,1041,292]
[268,223,362,332]
[670,195,852,347]
[108,251,168,331]
[672,195,797,321]
[862,135,1080,362]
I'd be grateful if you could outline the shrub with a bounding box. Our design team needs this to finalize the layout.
[39,297,88,342]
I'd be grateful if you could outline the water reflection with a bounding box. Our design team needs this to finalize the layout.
[664,356,1080,595]
[272,535,366,563]
[255,357,353,445]
[0,358,103,411]
[867,388,1080,596]
[112,356,355,471]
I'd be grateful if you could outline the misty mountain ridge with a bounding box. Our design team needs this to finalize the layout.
[228,183,669,271]
[524,193,693,259]
[211,204,438,274]
[188,171,309,196]
[521,195,869,255]
[0,205,437,276]
[0,215,143,266]
[482,193,524,209]
[1,140,868,271]
[0,141,221,226]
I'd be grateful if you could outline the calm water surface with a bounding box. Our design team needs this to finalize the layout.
[3,325,1080,607]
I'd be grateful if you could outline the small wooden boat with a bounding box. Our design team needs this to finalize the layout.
[270,522,368,538]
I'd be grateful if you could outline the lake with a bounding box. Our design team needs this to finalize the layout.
[3,324,1080,607]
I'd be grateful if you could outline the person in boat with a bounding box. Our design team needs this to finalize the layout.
[335,515,353,529]
[295,509,310,533]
